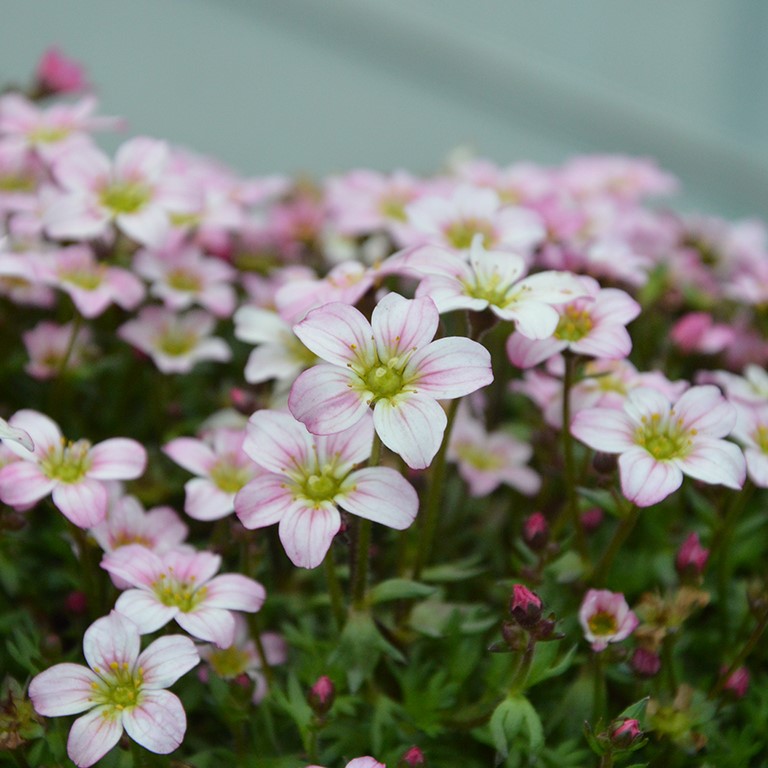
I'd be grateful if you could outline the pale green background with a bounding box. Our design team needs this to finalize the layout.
[1,0,766,217]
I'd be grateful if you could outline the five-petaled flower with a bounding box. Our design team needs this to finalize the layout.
[28,611,199,768]
[579,589,638,652]
[289,292,493,469]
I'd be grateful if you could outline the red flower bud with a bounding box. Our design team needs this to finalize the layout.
[611,718,642,749]
[523,512,549,551]
[398,746,426,766]
[676,533,709,579]
[509,584,543,628]
[630,648,661,678]
[307,675,335,715]
[722,666,749,699]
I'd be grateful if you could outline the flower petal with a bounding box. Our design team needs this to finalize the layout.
[175,606,235,648]
[618,448,683,507]
[235,475,301,529]
[88,439,147,480]
[29,663,99,716]
[123,689,186,755]
[204,574,266,612]
[83,612,140,674]
[371,293,439,360]
[114,590,176,635]
[373,394,447,469]
[162,438,216,476]
[293,302,374,367]
[137,635,199,688]
[674,385,737,437]
[0,461,55,508]
[67,706,124,768]
[339,467,418,529]
[244,410,313,474]
[101,544,164,589]
[676,436,745,490]
[571,408,636,453]
[52,479,107,528]
[9,409,61,454]
[278,503,341,569]
[184,478,234,521]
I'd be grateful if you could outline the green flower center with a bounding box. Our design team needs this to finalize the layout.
[362,362,405,400]
[635,412,693,461]
[29,126,71,144]
[379,196,408,222]
[454,443,504,471]
[166,269,203,293]
[299,471,341,503]
[587,611,619,637]
[0,173,36,192]
[90,661,144,713]
[464,270,510,307]
[111,532,152,549]
[40,438,92,483]
[157,329,198,356]
[445,218,494,250]
[62,268,103,291]
[554,305,594,342]
[153,573,207,612]
[169,211,201,228]
[100,181,151,215]
[208,645,251,679]
[210,459,251,494]
[755,426,768,454]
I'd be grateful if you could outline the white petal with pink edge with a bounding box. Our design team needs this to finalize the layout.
[9,409,61,454]
[373,393,447,469]
[339,467,418,529]
[52,479,108,528]
[406,337,493,399]
[572,324,632,360]
[316,413,374,470]
[89,438,146,480]
[136,635,199,688]
[496,300,561,340]
[0,461,55,507]
[506,333,566,369]
[67,705,124,768]
[101,544,164,588]
[289,365,370,435]
[676,436,745,490]
[371,293,439,360]
[571,408,636,453]
[244,410,313,475]
[204,574,266,612]
[123,689,187,755]
[82,612,140,674]
[175,606,236,648]
[184,478,234,521]
[673,385,737,436]
[163,437,216,476]
[114,590,177,634]
[293,302,374,367]
[163,549,221,585]
[235,475,303,529]
[619,448,683,507]
[278,502,341,569]
[28,663,99,716]
[416,275,486,314]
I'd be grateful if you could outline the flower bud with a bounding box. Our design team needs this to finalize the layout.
[523,512,549,551]
[509,584,543,629]
[307,675,335,716]
[722,666,749,699]
[631,648,661,678]
[65,590,88,615]
[499,620,527,651]
[581,507,603,532]
[611,718,643,749]
[398,746,426,766]
[675,533,709,580]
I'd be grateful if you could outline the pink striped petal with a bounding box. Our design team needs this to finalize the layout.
[278,503,341,569]
[163,549,221,585]
[29,663,99,716]
[373,394,447,469]
[9,409,61,454]
[163,438,216,476]
[572,325,632,360]
[235,475,302,529]
[114,590,177,634]
[52,479,107,527]
[83,612,140,674]
[315,413,374,469]
[114,137,168,183]
[496,300,561,340]
[293,302,374,367]
[624,388,672,424]
[101,544,164,589]
[405,337,493,399]
[619,448,683,507]
[184,478,234,521]
[0,461,55,508]
[175,606,235,648]
[416,274,486,314]
[137,635,199,688]
[244,410,313,474]
[89,439,146,480]
[506,333,567,369]
[371,293,439,361]
[123,689,186,755]
[674,385,737,436]
[204,574,266,612]
[676,437,745,490]
[67,706,123,768]
[571,408,636,453]
[289,365,370,435]
[340,467,418,529]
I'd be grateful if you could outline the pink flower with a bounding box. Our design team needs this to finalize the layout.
[579,589,638,652]
[23,320,95,379]
[28,611,199,767]
[35,47,89,95]
[234,410,418,568]
[571,386,746,507]
[118,306,231,374]
[447,407,540,496]
[675,532,709,578]
[163,427,258,521]
[307,759,384,768]
[506,276,641,368]
[289,293,493,469]
[0,417,33,452]
[0,410,146,527]
[722,666,750,699]
[102,545,266,648]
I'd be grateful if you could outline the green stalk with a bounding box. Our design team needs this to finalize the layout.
[412,398,460,580]
[592,651,606,723]
[324,548,346,629]
[562,352,588,559]
[592,503,640,586]
[508,638,536,695]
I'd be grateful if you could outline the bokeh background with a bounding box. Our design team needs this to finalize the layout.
[2,0,767,217]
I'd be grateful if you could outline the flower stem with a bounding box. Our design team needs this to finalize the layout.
[412,398,460,580]
[56,311,83,378]
[592,651,606,723]
[324,548,346,629]
[592,503,639,586]
[508,638,536,695]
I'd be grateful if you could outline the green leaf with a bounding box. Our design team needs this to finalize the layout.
[576,487,621,517]
[618,696,650,726]
[526,642,577,688]
[420,557,485,582]
[546,550,586,583]
[368,578,436,604]
[489,695,544,758]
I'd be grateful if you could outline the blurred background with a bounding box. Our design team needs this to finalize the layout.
[2,0,767,218]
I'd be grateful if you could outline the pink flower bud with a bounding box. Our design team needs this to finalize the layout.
[34,46,88,95]
[308,675,335,715]
[676,533,709,578]
[509,584,543,628]
[523,512,549,551]
[631,648,661,678]
[581,507,604,532]
[398,746,426,766]
[611,718,642,748]
[722,666,749,699]
[64,591,88,615]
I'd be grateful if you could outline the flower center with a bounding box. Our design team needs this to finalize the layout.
[755,425,768,454]
[111,532,152,549]
[208,645,251,679]
[169,211,201,229]
[454,443,504,471]
[29,126,71,144]
[210,458,251,494]
[157,329,198,357]
[362,362,405,400]
[299,471,341,503]
[554,304,594,342]
[445,218,494,250]
[61,267,103,291]
[0,173,36,192]
[40,438,92,483]
[90,661,143,712]
[587,611,619,637]
[465,269,511,308]
[166,268,203,293]
[152,572,207,612]
[635,412,692,461]
[379,195,408,222]
[100,181,151,215]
